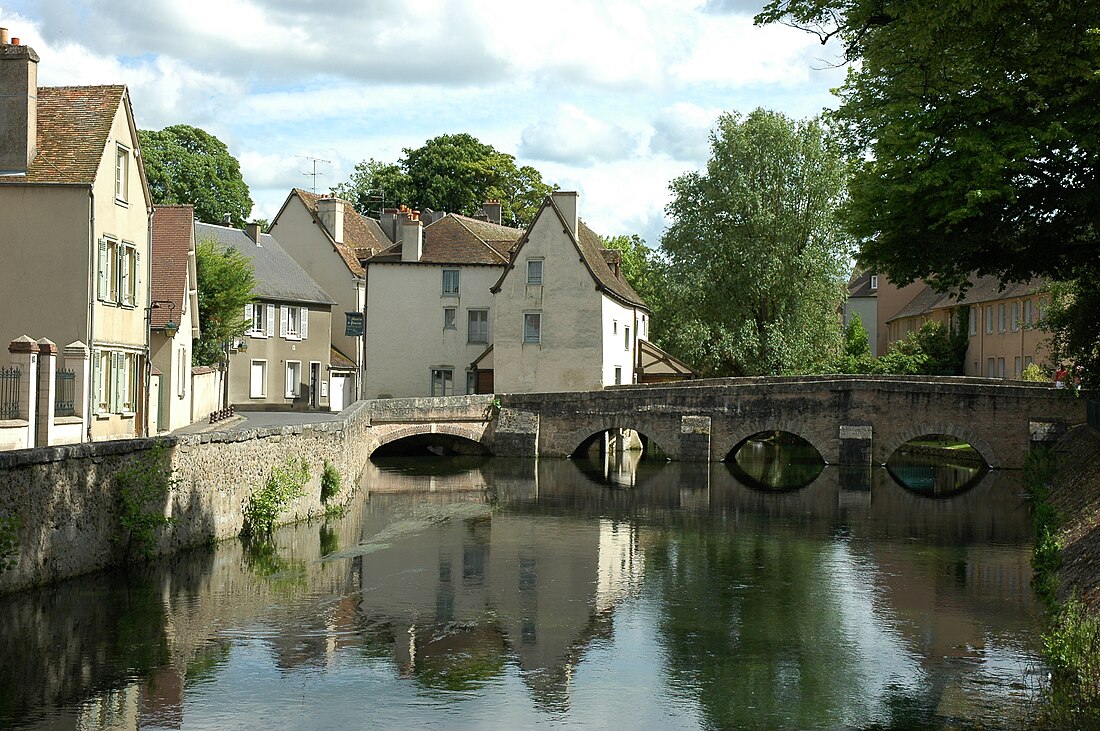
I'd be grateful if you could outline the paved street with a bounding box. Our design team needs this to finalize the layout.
[173,409,345,435]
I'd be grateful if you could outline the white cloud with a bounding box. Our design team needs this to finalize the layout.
[670,15,823,87]
[649,102,719,161]
[519,105,637,166]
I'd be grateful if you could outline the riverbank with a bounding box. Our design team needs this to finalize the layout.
[1051,425,1100,607]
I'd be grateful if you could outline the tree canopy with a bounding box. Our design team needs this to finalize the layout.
[193,238,255,366]
[333,134,556,227]
[140,125,254,228]
[658,109,852,377]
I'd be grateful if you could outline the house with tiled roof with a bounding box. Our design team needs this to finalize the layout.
[267,189,393,404]
[363,203,522,397]
[0,38,153,441]
[149,204,200,432]
[196,222,338,411]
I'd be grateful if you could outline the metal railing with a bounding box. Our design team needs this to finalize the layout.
[55,369,76,417]
[0,367,21,420]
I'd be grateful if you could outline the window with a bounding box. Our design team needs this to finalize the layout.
[97,237,118,302]
[119,243,137,306]
[998,357,1006,379]
[1025,355,1034,368]
[96,237,138,306]
[869,275,878,290]
[1038,299,1047,325]
[280,305,308,340]
[984,306,993,334]
[998,303,1006,332]
[1014,356,1022,378]
[442,269,460,296]
[92,350,139,414]
[177,346,187,398]
[466,370,476,395]
[285,361,302,398]
[115,144,128,203]
[468,309,489,344]
[526,259,543,285]
[969,308,977,336]
[1011,302,1020,332]
[614,367,622,385]
[443,307,457,330]
[430,368,454,396]
[523,313,542,344]
[613,320,618,334]
[987,358,996,378]
[246,303,269,336]
[625,326,631,351]
[250,360,267,398]
[1024,300,1034,326]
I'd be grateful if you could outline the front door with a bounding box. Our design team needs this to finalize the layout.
[309,362,321,409]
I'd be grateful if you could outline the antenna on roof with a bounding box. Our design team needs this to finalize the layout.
[298,156,332,195]
[365,188,387,218]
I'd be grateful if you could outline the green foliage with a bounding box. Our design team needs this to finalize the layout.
[1021,362,1047,382]
[659,109,852,376]
[843,314,870,359]
[334,134,557,227]
[0,513,21,572]
[114,444,177,560]
[139,124,254,227]
[1045,273,1100,392]
[1024,446,1060,606]
[242,458,309,537]
[320,461,342,506]
[194,238,256,366]
[832,320,966,376]
[1042,598,1100,727]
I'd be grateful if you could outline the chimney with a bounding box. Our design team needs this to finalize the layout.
[316,197,344,243]
[551,191,578,236]
[246,221,263,244]
[399,210,423,262]
[0,33,39,175]
[222,212,232,225]
[481,200,502,225]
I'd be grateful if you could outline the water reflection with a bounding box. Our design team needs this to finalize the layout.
[727,431,826,492]
[0,456,1044,730]
[887,452,988,497]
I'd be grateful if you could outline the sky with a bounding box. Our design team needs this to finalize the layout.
[0,0,848,246]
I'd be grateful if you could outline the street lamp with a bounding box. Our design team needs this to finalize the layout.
[151,300,177,338]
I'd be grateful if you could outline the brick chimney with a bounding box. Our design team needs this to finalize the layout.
[316,197,344,243]
[0,32,39,175]
[400,210,423,262]
[481,200,502,225]
[551,191,578,235]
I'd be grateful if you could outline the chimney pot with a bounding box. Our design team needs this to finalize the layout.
[11,38,19,45]
[0,28,9,45]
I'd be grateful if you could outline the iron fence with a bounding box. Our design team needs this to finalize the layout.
[55,369,76,417]
[0,367,21,420]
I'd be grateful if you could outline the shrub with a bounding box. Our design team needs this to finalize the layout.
[321,461,342,505]
[115,443,177,559]
[1021,362,1047,382]
[242,457,309,537]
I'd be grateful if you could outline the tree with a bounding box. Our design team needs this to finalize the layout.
[334,134,556,227]
[757,1,1100,388]
[140,125,254,227]
[193,238,255,366]
[659,109,852,377]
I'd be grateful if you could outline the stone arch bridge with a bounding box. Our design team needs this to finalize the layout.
[362,376,1086,470]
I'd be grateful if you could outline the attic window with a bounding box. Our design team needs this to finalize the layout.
[115,144,129,203]
[869,275,878,290]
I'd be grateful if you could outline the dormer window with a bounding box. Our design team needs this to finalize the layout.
[869,275,878,290]
[115,144,129,203]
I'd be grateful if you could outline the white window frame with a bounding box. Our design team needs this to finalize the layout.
[443,307,457,330]
[246,303,268,337]
[526,258,543,285]
[430,367,454,396]
[869,275,879,290]
[98,237,119,303]
[280,305,308,341]
[467,309,489,344]
[115,144,129,203]
[442,269,460,296]
[285,360,302,398]
[523,312,542,344]
[249,359,267,398]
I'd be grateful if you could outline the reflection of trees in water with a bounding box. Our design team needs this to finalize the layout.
[728,432,825,492]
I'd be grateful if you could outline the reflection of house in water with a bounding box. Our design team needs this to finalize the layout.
[355,493,643,709]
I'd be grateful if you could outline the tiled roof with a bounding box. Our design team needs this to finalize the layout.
[366,213,522,265]
[0,85,125,185]
[890,284,951,321]
[291,189,392,275]
[577,221,647,309]
[195,222,336,306]
[886,274,1045,322]
[330,345,356,370]
[150,205,195,329]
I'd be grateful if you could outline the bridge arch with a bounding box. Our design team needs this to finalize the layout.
[556,414,678,461]
[716,420,832,465]
[878,423,997,469]
[366,422,492,458]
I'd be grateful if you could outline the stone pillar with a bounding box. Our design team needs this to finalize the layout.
[680,415,711,462]
[7,336,38,449]
[838,424,873,466]
[491,408,539,457]
[34,337,57,447]
[64,341,90,429]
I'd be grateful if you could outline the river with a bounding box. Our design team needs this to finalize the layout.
[0,449,1043,730]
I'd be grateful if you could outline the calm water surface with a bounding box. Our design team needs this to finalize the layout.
[0,453,1043,730]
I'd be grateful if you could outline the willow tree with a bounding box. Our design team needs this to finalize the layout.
[659,109,851,376]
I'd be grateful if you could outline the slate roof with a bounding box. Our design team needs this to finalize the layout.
[886,274,1045,323]
[289,189,392,274]
[368,213,522,265]
[150,205,195,329]
[0,84,126,185]
[195,222,335,306]
[847,270,876,298]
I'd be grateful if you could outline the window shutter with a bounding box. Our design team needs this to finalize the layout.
[92,350,102,410]
[266,304,276,337]
[112,352,123,412]
[301,308,309,340]
[134,249,141,304]
[97,239,108,300]
[116,244,125,305]
[244,303,253,331]
[280,306,288,338]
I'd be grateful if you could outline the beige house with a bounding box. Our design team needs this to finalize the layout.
[488,192,656,392]
[0,38,153,440]
[149,204,200,432]
[363,206,522,398]
[195,222,336,411]
[267,189,393,403]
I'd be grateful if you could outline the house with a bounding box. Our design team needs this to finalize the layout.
[0,37,153,440]
[149,205,200,432]
[363,204,522,398]
[487,192,657,393]
[194,222,337,411]
[267,189,393,405]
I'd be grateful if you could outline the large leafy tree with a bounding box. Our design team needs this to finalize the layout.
[335,134,556,227]
[659,109,852,377]
[193,238,255,366]
[140,125,254,227]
